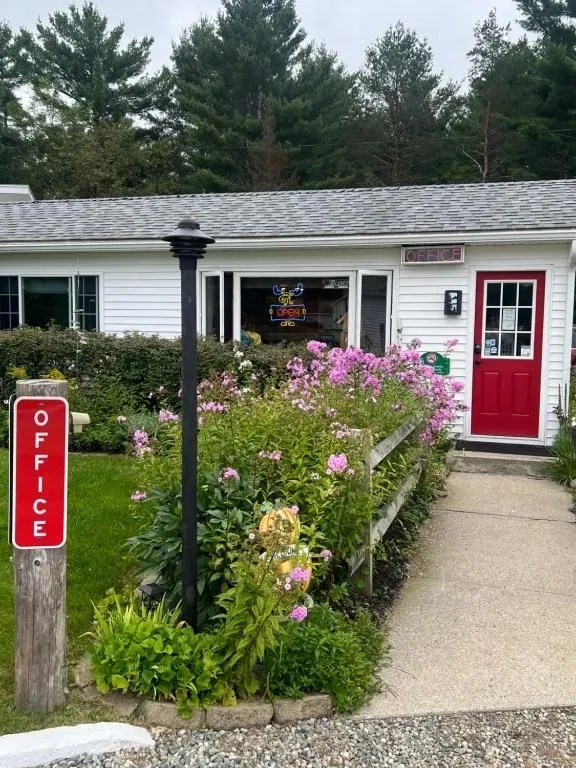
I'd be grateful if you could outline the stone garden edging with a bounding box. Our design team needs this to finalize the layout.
[74,658,333,731]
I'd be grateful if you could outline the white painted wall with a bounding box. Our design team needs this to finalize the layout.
[0,239,572,445]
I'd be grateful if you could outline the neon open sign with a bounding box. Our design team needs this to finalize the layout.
[402,246,465,264]
[269,283,307,327]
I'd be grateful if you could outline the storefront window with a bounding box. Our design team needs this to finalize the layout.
[240,276,349,347]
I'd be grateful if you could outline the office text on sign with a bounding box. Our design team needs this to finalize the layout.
[402,246,465,264]
[11,397,68,549]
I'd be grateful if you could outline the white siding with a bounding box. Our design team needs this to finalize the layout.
[0,251,182,337]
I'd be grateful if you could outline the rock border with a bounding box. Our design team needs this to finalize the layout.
[74,658,332,731]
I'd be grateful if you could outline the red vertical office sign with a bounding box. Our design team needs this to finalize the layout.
[11,397,69,549]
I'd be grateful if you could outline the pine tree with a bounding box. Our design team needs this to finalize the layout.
[19,1,160,123]
[171,0,308,191]
[450,11,538,182]
[360,22,460,186]
[277,46,359,188]
[516,0,576,47]
[0,22,28,183]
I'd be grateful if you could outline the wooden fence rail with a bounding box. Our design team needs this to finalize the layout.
[348,419,423,597]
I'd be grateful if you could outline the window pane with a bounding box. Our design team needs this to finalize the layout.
[205,276,220,339]
[360,275,388,354]
[518,282,534,306]
[500,333,515,356]
[518,308,533,332]
[486,283,501,306]
[485,308,500,331]
[241,276,349,347]
[75,275,99,331]
[502,283,518,306]
[224,272,233,343]
[23,277,69,328]
[517,333,532,357]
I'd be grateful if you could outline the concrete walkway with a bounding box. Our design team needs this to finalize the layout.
[357,471,576,718]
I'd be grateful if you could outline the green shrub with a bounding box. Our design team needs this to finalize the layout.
[87,592,232,714]
[545,423,576,486]
[263,604,383,713]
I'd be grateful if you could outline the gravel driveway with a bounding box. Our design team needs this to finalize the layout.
[47,707,576,768]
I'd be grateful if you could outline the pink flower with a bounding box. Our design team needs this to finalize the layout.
[158,409,179,423]
[284,580,293,591]
[326,453,348,475]
[248,531,256,541]
[116,415,127,423]
[289,605,308,622]
[218,467,240,483]
[320,549,332,561]
[130,490,147,502]
[258,450,283,461]
[307,340,327,356]
[289,566,311,583]
[290,505,300,515]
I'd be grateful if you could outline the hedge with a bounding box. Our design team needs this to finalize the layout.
[0,328,308,451]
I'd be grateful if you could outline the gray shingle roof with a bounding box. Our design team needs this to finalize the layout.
[0,179,575,243]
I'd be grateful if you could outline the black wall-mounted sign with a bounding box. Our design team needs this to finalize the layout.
[444,290,462,316]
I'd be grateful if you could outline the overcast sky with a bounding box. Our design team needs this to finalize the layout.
[5,0,524,82]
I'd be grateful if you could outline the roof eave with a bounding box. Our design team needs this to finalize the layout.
[1,228,576,253]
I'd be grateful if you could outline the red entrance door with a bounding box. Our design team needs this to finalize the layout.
[471,272,545,438]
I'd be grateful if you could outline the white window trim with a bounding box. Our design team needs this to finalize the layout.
[232,270,358,345]
[0,273,102,331]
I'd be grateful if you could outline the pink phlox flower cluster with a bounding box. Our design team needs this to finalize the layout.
[158,409,179,423]
[320,549,333,561]
[130,490,147,501]
[258,449,283,461]
[289,566,311,583]
[218,467,240,483]
[327,453,348,474]
[198,401,229,414]
[445,338,459,351]
[132,429,150,457]
[289,605,308,622]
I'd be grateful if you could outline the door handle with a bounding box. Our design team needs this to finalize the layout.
[474,343,482,354]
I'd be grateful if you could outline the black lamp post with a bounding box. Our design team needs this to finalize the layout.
[162,219,215,630]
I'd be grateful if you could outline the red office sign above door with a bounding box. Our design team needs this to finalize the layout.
[11,397,69,549]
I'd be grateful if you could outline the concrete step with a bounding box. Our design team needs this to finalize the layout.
[448,449,551,478]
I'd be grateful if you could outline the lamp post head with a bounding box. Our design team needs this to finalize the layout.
[162,219,215,261]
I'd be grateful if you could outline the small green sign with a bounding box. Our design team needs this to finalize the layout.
[421,351,451,376]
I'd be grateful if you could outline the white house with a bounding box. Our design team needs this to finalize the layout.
[0,179,575,448]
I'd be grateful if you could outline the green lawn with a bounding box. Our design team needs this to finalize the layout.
[0,450,141,735]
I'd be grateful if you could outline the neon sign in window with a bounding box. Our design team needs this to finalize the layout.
[269,283,307,327]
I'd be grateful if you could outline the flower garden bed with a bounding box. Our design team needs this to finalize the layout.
[85,339,464,717]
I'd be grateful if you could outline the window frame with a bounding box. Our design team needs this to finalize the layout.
[0,273,102,331]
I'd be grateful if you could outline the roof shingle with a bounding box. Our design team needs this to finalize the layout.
[0,179,574,243]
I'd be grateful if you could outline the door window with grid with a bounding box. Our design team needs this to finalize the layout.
[483,280,535,358]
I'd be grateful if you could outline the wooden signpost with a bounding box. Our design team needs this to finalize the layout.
[11,379,68,711]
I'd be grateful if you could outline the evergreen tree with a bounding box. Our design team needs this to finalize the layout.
[516,0,576,47]
[26,112,164,198]
[450,12,538,182]
[0,22,28,183]
[19,1,160,123]
[171,0,308,191]
[277,46,359,188]
[515,0,576,177]
[360,22,460,186]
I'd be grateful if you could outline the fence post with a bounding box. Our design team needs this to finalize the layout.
[14,378,68,711]
[361,457,374,598]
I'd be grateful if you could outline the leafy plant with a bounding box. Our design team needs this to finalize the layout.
[86,591,232,714]
[545,423,576,486]
[263,604,383,713]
